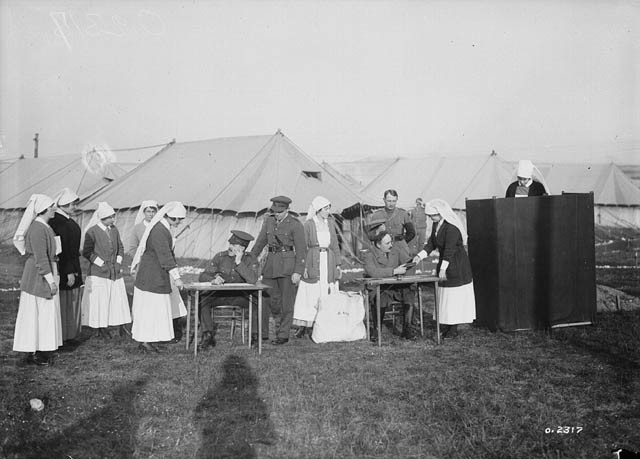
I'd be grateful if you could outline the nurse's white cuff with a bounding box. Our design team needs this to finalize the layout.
[169,268,181,281]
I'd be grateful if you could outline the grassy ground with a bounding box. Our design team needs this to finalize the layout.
[1,236,640,458]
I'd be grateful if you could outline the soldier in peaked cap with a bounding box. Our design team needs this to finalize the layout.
[198,230,260,350]
[251,195,306,345]
[49,188,83,345]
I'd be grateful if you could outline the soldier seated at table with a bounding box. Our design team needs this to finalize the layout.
[198,230,260,350]
[363,230,416,341]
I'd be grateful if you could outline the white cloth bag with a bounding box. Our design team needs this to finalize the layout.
[311,290,367,343]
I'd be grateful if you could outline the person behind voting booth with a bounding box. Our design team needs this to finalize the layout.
[363,230,416,341]
[292,196,342,339]
[198,230,260,350]
[505,159,549,198]
[81,202,131,338]
[251,195,306,345]
[48,188,83,345]
[130,201,187,353]
[12,194,63,366]
[412,199,476,338]
[367,189,416,261]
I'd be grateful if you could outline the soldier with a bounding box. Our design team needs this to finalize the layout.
[49,188,83,346]
[409,197,428,256]
[198,230,260,350]
[251,196,306,345]
[367,189,416,261]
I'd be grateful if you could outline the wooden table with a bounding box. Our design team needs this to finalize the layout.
[183,282,269,356]
[361,275,441,346]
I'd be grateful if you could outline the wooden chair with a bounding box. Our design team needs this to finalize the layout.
[212,305,247,344]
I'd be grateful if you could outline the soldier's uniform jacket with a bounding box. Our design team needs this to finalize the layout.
[49,210,82,290]
[369,208,416,243]
[199,251,259,284]
[251,213,306,278]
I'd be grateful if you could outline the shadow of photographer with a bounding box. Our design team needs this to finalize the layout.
[194,354,274,458]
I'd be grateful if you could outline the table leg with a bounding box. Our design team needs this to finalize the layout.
[376,285,381,347]
[186,292,191,350]
[364,288,369,341]
[418,284,424,337]
[258,290,263,355]
[248,294,253,349]
[434,282,440,345]
[194,290,199,357]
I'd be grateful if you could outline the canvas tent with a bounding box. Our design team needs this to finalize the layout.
[0,154,127,244]
[79,131,375,260]
[337,153,640,228]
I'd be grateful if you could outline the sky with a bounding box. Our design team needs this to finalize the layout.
[1,0,639,165]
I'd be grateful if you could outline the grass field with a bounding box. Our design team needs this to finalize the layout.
[1,236,640,458]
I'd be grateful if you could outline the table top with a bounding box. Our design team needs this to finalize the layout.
[357,275,440,286]
[183,281,269,291]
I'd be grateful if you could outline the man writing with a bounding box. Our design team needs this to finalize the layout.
[198,230,260,349]
[363,230,415,341]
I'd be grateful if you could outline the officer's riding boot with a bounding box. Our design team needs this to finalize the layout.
[441,324,451,337]
[447,324,459,338]
[171,318,183,343]
[401,304,416,339]
[200,331,216,350]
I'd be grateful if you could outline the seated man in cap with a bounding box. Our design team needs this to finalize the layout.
[251,195,306,345]
[505,160,549,198]
[363,231,415,340]
[198,230,260,349]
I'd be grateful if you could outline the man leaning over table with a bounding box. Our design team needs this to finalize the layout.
[198,230,260,349]
[363,230,416,341]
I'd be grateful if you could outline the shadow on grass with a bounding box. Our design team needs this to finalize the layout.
[554,311,640,387]
[5,377,148,459]
[194,354,274,459]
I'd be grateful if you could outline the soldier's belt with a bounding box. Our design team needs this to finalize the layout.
[268,245,294,253]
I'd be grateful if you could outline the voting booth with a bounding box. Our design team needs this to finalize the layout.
[466,193,596,332]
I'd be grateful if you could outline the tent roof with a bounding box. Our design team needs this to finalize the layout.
[541,162,640,206]
[0,155,127,209]
[358,154,640,209]
[81,131,375,213]
[361,154,513,209]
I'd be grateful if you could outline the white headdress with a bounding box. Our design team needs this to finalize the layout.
[131,201,187,273]
[83,202,115,234]
[54,188,79,207]
[134,200,159,225]
[514,159,551,194]
[13,194,54,255]
[306,196,331,221]
[424,198,468,245]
